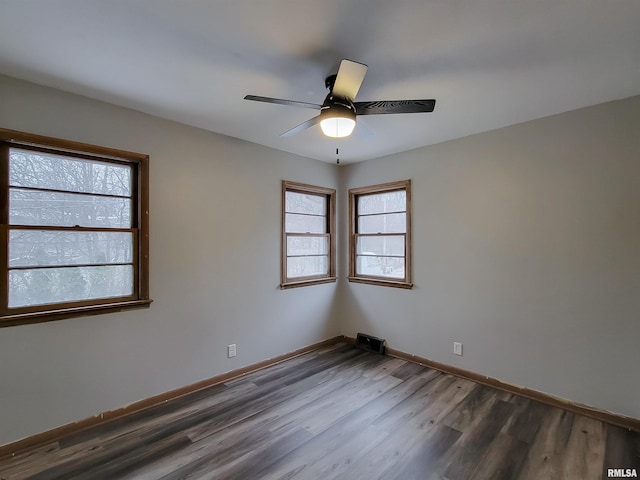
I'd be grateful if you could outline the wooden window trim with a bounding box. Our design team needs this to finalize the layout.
[281,180,336,289]
[348,179,413,289]
[0,129,151,327]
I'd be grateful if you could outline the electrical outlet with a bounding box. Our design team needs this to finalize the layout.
[453,342,463,356]
[228,344,236,358]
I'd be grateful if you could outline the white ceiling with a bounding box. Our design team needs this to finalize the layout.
[1,1,639,164]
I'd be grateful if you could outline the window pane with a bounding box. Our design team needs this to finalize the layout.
[287,255,328,278]
[358,190,406,215]
[9,189,131,228]
[9,148,132,196]
[9,265,134,308]
[287,235,328,256]
[356,255,405,279]
[9,230,133,267]
[358,212,406,234]
[285,191,326,215]
[356,235,405,257]
[285,213,325,234]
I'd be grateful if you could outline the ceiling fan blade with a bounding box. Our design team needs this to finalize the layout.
[354,99,436,115]
[244,95,321,110]
[280,115,322,137]
[332,59,368,100]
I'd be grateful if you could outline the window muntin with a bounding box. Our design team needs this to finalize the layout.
[349,180,412,288]
[282,181,336,288]
[0,129,151,326]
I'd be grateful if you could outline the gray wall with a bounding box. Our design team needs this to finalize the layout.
[1,74,638,447]
[0,75,341,445]
[339,95,640,419]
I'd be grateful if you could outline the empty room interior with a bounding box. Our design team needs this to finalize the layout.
[0,1,639,479]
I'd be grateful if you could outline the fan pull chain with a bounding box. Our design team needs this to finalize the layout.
[336,148,340,165]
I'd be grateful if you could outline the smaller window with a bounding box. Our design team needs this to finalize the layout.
[349,180,412,288]
[281,181,336,288]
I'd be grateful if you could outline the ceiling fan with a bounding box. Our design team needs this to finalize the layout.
[244,59,436,138]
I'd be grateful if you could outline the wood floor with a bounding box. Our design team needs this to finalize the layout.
[0,343,638,480]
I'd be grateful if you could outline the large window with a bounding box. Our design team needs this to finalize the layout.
[0,129,151,327]
[281,181,336,288]
[349,180,412,288]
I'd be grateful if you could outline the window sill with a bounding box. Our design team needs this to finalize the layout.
[348,277,413,289]
[0,299,153,328]
[280,277,337,289]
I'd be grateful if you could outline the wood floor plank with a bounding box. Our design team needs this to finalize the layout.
[174,426,313,480]
[371,373,458,433]
[603,425,640,477]
[388,359,428,380]
[442,383,500,432]
[0,343,638,480]
[376,424,462,480]
[143,350,372,446]
[343,377,475,480]
[127,350,392,479]
[285,424,389,480]
[560,414,607,480]
[295,375,402,436]
[362,356,407,381]
[251,344,365,387]
[260,371,439,480]
[441,399,515,479]
[0,444,62,479]
[502,398,552,445]
[123,360,374,479]
[469,432,529,480]
[516,407,575,480]
[186,367,362,443]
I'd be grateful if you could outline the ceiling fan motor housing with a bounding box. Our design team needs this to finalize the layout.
[320,94,357,137]
[321,94,356,121]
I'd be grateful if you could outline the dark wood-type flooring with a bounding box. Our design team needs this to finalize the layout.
[0,343,638,479]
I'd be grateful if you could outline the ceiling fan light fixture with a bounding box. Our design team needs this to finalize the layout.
[320,116,356,138]
[319,103,357,138]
